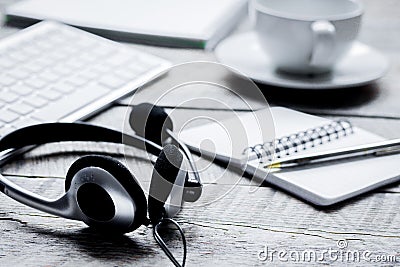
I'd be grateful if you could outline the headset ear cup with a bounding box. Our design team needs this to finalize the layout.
[148,144,185,225]
[65,155,148,232]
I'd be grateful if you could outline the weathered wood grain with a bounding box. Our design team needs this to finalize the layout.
[2,106,400,266]
[1,176,400,267]
[1,0,400,266]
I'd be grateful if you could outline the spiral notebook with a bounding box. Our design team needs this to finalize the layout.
[179,107,400,206]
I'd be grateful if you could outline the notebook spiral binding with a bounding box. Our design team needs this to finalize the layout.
[243,120,354,162]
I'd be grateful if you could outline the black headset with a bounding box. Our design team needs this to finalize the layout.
[0,103,201,267]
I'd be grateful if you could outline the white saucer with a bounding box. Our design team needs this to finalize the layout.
[215,31,389,89]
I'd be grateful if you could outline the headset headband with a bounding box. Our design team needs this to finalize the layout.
[0,123,163,159]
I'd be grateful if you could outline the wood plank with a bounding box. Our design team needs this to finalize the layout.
[1,177,399,266]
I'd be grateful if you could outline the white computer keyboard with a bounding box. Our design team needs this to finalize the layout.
[0,21,171,137]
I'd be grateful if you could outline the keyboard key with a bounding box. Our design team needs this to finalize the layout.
[32,84,109,121]
[0,126,16,137]
[60,45,81,56]
[24,77,48,89]
[35,56,53,69]
[10,84,34,96]
[0,91,19,103]
[8,68,31,80]
[23,95,48,108]
[79,52,97,64]
[38,70,61,82]
[52,82,76,94]
[79,68,100,80]
[52,64,74,75]
[91,63,112,74]
[0,109,19,123]
[9,50,29,62]
[0,56,16,68]
[0,74,17,86]
[8,101,35,115]
[47,50,68,61]
[65,58,87,69]
[34,39,54,50]
[24,61,44,73]
[38,89,62,101]
[12,117,41,129]
[65,75,89,87]
[20,44,41,57]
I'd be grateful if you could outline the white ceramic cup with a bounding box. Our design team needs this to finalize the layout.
[252,0,364,75]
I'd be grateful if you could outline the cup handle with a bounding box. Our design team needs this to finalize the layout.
[310,20,336,67]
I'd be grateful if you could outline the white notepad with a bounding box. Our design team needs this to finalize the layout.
[6,0,247,49]
[179,107,400,206]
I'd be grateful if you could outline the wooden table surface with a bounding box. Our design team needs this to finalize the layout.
[1,0,400,266]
